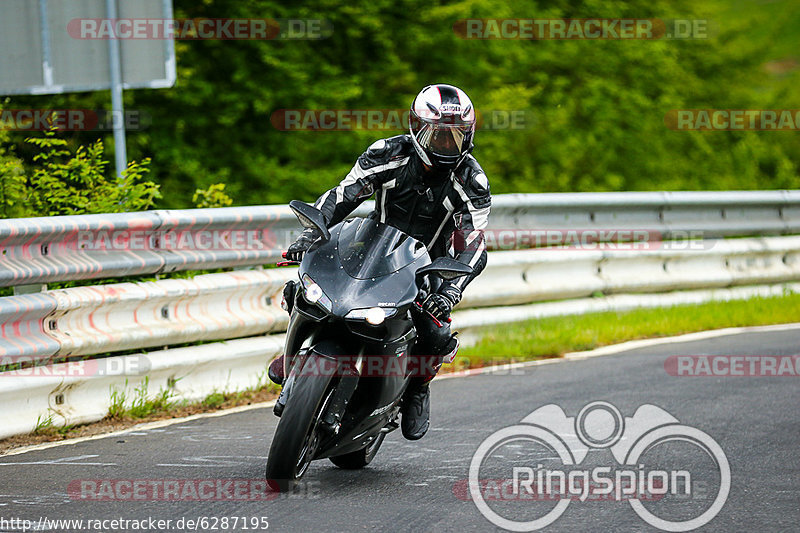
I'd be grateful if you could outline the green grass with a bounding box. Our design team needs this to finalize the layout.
[456,293,800,367]
[108,377,180,420]
[106,370,279,421]
[202,391,227,409]
[33,413,55,434]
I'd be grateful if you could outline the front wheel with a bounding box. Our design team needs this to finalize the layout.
[265,358,335,489]
[329,432,386,469]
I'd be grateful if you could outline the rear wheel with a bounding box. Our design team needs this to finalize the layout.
[265,358,335,489]
[329,432,386,469]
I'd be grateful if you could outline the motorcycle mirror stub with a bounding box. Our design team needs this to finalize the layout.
[289,200,331,242]
[415,257,473,283]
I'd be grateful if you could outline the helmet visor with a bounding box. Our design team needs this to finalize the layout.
[413,121,471,157]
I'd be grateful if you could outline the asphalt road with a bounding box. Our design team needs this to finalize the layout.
[0,326,797,532]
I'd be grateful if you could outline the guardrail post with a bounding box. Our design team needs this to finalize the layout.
[12,284,47,295]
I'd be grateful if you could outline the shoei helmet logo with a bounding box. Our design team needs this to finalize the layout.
[468,401,730,531]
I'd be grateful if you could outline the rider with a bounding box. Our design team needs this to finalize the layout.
[270,84,491,440]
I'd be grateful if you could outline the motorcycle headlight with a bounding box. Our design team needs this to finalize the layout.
[301,274,332,312]
[345,307,397,325]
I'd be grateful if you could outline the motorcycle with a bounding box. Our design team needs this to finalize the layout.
[265,200,472,488]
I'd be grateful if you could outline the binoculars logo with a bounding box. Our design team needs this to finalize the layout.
[469,401,730,531]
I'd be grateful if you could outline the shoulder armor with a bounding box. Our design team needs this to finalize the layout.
[453,156,491,207]
[360,135,413,169]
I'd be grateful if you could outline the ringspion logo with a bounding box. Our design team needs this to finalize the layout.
[466,401,729,531]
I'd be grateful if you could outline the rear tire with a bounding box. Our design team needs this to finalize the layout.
[329,432,386,469]
[265,358,335,490]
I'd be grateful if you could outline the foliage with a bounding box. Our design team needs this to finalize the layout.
[193,182,234,208]
[0,103,27,217]
[0,124,160,218]
[3,0,799,209]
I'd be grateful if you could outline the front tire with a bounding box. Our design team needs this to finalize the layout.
[265,357,335,489]
[329,432,386,469]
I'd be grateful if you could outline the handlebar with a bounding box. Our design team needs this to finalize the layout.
[276,251,300,267]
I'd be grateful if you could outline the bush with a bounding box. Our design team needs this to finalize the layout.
[0,123,160,219]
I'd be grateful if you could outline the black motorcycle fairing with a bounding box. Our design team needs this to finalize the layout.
[337,217,427,279]
[300,219,430,318]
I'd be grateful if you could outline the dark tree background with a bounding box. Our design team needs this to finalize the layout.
[2,0,798,211]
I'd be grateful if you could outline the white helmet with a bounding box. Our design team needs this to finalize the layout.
[409,84,476,170]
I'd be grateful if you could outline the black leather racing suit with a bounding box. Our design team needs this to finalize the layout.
[312,134,491,371]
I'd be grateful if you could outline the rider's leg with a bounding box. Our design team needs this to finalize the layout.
[400,313,458,440]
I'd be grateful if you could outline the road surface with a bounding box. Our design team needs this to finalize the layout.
[0,326,797,532]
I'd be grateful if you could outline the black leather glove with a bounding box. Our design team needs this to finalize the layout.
[422,283,462,320]
[286,227,321,262]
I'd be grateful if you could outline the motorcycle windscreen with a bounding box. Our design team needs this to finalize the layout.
[338,218,426,280]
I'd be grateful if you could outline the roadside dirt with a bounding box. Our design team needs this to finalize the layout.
[0,356,542,455]
[0,387,279,455]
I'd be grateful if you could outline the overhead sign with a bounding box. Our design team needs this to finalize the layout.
[0,0,176,95]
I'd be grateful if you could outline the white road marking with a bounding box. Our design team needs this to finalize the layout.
[0,454,116,466]
[156,455,267,467]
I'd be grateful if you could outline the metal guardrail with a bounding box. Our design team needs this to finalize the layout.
[0,336,284,440]
[2,190,800,287]
[2,190,800,440]
[489,190,800,238]
[461,236,800,307]
[2,235,799,363]
[0,206,297,288]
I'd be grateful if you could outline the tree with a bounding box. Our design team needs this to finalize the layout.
[3,0,798,209]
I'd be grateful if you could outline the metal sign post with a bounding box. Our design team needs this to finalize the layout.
[105,0,127,177]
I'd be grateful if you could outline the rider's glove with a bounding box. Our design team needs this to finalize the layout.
[422,283,462,320]
[286,227,322,262]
